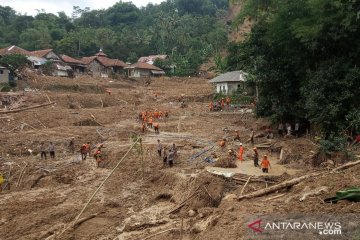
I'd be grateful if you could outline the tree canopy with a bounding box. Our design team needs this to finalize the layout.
[0,0,229,76]
[227,0,360,141]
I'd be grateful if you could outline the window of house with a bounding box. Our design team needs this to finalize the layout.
[0,70,3,74]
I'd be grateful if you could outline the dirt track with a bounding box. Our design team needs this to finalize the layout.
[0,75,359,240]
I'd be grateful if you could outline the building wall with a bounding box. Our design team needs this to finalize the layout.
[87,60,104,77]
[216,83,228,94]
[0,68,9,83]
[215,82,244,95]
[54,70,68,77]
[130,69,151,78]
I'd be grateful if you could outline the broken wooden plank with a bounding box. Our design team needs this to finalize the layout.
[0,102,55,114]
[240,175,253,196]
[331,159,360,173]
[238,172,321,201]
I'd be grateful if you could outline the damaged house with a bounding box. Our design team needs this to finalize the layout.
[81,50,128,77]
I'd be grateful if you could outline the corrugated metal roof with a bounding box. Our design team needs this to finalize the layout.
[208,71,247,83]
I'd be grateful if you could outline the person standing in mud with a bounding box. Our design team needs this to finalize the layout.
[167,149,175,167]
[157,139,163,157]
[49,142,55,159]
[40,142,47,160]
[260,155,271,173]
[253,147,259,167]
[69,137,75,154]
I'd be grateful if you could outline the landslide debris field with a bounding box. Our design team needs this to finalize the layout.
[0,76,359,240]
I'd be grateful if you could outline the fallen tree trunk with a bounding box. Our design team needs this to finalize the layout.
[237,172,321,201]
[331,159,360,173]
[0,102,55,114]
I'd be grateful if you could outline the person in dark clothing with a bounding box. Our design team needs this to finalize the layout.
[40,142,47,160]
[157,139,163,157]
[69,137,75,153]
[167,150,175,167]
[49,142,55,159]
[253,147,259,167]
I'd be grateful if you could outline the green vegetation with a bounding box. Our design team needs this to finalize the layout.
[0,0,229,76]
[227,0,360,144]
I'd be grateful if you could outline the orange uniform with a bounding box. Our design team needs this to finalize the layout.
[221,99,225,108]
[154,111,159,118]
[219,140,226,147]
[261,158,270,168]
[238,146,244,161]
[209,102,214,111]
[226,97,231,106]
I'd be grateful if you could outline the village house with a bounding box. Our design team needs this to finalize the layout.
[125,62,165,78]
[30,49,62,62]
[81,50,127,77]
[0,65,10,83]
[208,71,248,95]
[60,55,87,74]
[0,45,31,56]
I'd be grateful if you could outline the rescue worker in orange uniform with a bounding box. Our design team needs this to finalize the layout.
[238,143,244,161]
[154,110,159,119]
[260,155,271,173]
[226,96,231,108]
[148,117,153,128]
[94,144,104,167]
[209,101,214,111]
[80,144,87,160]
[221,98,225,109]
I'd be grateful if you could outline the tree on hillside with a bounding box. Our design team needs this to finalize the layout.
[228,0,360,143]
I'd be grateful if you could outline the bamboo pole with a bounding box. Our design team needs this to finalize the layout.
[56,138,139,238]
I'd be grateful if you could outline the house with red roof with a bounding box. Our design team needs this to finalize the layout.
[0,45,31,56]
[60,54,87,74]
[124,62,165,78]
[30,49,62,62]
[81,49,128,77]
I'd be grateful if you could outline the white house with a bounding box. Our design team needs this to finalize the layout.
[208,71,247,95]
[125,62,165,78]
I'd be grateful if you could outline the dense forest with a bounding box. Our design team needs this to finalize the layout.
[227,0,360,151]
[0,0,229,75]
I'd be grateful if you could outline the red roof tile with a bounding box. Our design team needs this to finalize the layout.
[0,45,31,56]
[81,56,97,65]
[97,56,127,67]
[30,49,53,58]
[60,55,85,65]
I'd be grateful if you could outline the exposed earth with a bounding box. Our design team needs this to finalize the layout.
[0,75,359,240]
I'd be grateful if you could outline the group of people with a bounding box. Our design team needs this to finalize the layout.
[220,138,272,173]
[252,147,271,173]
[209,97,231,111]
[278,122,301,138]
[157,139,177,167]
[68,137,105,167]
[139,110,168,134]
[39,142,56,160]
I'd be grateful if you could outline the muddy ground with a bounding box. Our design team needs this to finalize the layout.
[0,75,359,240]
